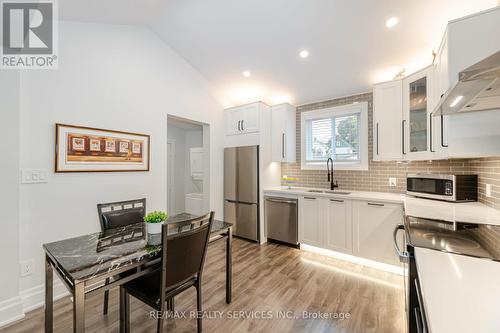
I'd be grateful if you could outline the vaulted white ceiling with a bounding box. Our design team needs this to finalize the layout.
[61,0,498,107]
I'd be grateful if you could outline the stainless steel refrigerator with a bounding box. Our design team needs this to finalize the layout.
[224,145,259,242]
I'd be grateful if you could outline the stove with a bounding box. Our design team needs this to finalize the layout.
[404,215,500,261]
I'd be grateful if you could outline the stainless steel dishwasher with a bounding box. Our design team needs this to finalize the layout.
[265,196,298,247]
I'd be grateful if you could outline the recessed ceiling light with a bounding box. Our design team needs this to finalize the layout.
[299,50,309,58]
[242,70,251,77]
[385,17,399,28]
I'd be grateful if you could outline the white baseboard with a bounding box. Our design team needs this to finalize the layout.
[20,279,70,314]
[0,296,25,328]
[300,243,405,275]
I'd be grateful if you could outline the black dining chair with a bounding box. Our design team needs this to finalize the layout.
[97,198,146,315]
[119,212,214,333]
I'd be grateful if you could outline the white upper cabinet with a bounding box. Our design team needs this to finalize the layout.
[373,80,403,161]
[271,103,296,162]
[373,67,442,161]
[225,102,262,136]
[402,66,438,160]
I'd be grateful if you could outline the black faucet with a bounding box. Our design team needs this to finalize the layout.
[326,157,338,191]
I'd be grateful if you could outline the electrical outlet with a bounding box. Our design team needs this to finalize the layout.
[389,177,397,187]
[20,259,34,277]
[486,184,492,198]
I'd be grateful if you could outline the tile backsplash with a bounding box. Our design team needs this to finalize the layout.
[281,92,500,210]
[470,157,500,210]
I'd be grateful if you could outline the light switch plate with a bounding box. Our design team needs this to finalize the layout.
[21,169,48,184]
[389,177,397,187]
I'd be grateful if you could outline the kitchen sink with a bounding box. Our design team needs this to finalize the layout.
[306,189,351,195]
[325,191,351,195]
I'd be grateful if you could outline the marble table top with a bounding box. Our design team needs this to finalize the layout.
[43,213,231,282]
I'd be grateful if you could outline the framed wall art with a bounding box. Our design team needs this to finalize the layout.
[55,124,150,172]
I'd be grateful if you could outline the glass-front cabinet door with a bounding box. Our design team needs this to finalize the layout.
[402,66,436,160]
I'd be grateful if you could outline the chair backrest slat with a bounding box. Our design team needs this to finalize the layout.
[97,198,146,231]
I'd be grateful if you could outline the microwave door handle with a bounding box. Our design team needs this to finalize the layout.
[393,224,409,263]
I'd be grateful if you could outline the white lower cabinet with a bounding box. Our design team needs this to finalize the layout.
[352,200,403,265]
[325,198,352,253]
[298,195,403,267]
[298,196,323,247]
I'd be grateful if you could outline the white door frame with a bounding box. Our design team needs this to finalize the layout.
[167,139,176,214]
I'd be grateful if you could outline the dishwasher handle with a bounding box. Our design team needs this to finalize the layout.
[265,198,297,205]
[394,224,409,263]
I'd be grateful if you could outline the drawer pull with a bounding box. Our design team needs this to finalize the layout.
[303,197,317,200]
[329,199,344,203]
[367,202,385,207]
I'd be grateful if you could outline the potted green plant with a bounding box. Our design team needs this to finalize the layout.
[143,211,168,234]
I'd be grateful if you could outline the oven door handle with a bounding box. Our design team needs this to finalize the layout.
[393,224,409,263]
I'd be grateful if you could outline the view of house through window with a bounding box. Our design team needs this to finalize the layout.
[306,113,360,162]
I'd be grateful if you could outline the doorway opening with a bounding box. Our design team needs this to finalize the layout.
[167,115,210,216]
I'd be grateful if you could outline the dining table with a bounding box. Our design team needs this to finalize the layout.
[42,213,232,333]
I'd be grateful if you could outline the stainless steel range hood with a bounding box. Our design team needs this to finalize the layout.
[432,51,500,116]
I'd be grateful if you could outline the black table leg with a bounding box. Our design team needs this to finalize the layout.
[73,281,85,333]
[45,255,53,333]
[226,227,232,304]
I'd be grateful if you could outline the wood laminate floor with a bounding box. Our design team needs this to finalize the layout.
[1,239,405,333]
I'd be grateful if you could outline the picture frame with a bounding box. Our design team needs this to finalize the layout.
[55,123,150,172]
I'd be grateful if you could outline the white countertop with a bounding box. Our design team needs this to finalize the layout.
[264,187,405,204]
[404,196,500,226]
[415,247,500,333]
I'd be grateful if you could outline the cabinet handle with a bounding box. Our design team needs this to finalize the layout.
[282,133,285,159]
[241,120,244,131]
[429,116,435,152]
[440,115,448,148]
[237,120,241,131]
[402,120,406,155]
[376,122,379,156]
[329,199,344,203]
[367,202,385,207]
[304,197,317,200]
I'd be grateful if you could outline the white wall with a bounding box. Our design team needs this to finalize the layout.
[14,21,224,315]
[167,124,187,214]
[0,72,24,326]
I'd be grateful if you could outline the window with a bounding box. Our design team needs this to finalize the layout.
[301,102,368,170]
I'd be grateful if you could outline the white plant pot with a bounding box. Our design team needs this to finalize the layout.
[145,221,164,234]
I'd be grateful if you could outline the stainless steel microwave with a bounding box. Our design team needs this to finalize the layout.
[406,174,478,202]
